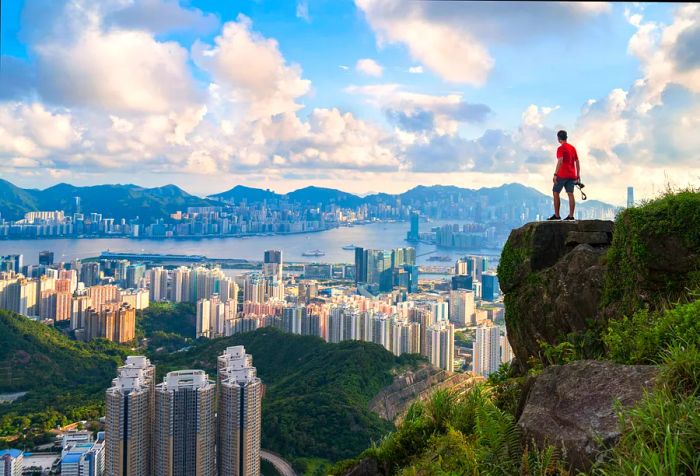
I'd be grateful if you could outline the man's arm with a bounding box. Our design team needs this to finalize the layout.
[575,158,580,181]
[553,158,563,183]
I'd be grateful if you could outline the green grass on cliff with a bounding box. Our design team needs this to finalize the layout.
[331,383,569,476]
[602,189,700,314]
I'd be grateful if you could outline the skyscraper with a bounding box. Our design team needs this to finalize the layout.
[217,347,263,476]
[154,370,216,476]
[451,275,473,291]
[80,262,100,287]
[354,247,366,285]
[263,250,283,281]
[38,251,54,266]
[482,272,499,302]
[627,186,634,208]
[406,211,420,242]
[474,325,500,377]
[105,356,155,476]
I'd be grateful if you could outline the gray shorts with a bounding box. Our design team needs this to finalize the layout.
[553,178,576,193]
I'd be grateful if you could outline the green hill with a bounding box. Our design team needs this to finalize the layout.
[153,328,423,462]
[0,181,214,221]
[0,311,422,463]
[0,310,127,439]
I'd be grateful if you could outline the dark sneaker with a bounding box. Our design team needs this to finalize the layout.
[547,214,561,221]
[563,216,576,221]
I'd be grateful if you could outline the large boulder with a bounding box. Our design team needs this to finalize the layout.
[498,221,613,368]
[518,360,657,471]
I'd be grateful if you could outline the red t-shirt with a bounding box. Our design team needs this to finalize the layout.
[556,142,579,179]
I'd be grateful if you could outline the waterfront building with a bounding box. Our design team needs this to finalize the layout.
[154,370,216,476]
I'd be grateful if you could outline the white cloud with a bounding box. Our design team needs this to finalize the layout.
[355,0,609,85]
[105,0,219,34]
[296,1,310,22]
[408,66,423,74]
[356,58,384,77]
[193,15,311,119]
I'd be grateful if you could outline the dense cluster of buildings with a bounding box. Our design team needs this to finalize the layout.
[2,242,509,374]
[105,351,262,476]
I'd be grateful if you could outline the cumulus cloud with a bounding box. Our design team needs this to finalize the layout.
[355,0,610,85]
[347,84,491,134]
[408,66,423,74]
[356,58,384,77]
[105,0,219,34]
[193,15,311,118]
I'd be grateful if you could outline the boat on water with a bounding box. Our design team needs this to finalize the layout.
[302,249,326,257]
[342,244,357,250]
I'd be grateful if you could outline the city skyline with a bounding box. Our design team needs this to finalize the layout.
[1,2,699,205]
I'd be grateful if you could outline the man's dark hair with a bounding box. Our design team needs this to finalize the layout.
[557,130,568,141]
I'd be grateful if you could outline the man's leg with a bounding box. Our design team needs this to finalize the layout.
[553,192,561,217]
[567,192,575,218]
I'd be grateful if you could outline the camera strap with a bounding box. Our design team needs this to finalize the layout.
[577,183,587,201]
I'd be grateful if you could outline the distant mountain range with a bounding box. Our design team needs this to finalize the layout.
[0,179,617,221]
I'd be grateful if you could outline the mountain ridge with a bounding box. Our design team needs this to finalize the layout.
[0,179,618,221]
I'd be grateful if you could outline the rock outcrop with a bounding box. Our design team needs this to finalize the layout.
[498,220,613,369]
[369,366,474,422]
[518,360,657,471]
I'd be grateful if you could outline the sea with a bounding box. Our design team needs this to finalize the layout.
[0,220,501,267]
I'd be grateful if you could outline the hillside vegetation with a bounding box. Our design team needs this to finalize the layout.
[154,328,423,462]
[0,311,127,440]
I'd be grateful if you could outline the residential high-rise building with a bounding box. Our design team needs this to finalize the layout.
[297,280,318,304]
[474,325,501,377]
[0,255,23,274]
[81,262,101,287]
[84,303,136,343]
[426,321,454,372]
[126,264,146,289]
[105,356,155,476]
[482,272,499,302]
[501,333,514,364]
[217,347,263,476]
[154,370,216,476]
[282,306,305,335]
[263,250,283,281]
[0,449,23,476]
[449,290,476,327]
[149,267,168,302]
[429,301,449,322]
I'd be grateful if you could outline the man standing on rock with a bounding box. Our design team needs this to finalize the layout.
[548,130,580,221]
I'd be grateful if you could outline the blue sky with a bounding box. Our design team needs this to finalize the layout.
[1,1,698,205]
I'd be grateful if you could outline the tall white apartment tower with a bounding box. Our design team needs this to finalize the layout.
[474,325,501,377]
[149,267,168,302]
[105,356,155,476]
[426,321,455,372]
[449,289,476,327]
[217,346,263,476]
[153,370,216,476]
